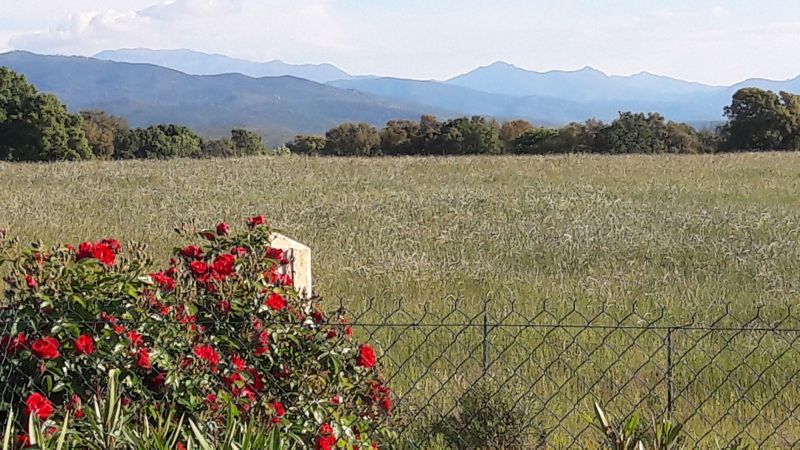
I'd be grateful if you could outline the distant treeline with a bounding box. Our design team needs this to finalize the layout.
[0,67,267,161]
[1,66,799,162]
[289,88,800,157]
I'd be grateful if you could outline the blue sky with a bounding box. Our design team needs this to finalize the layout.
[1,0,799,85]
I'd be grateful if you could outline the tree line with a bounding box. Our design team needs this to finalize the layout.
[2,67,800,162]
[0,68,266,161]
[288,113,720,157]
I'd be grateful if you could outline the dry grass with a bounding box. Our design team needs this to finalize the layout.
[2,153,800,447]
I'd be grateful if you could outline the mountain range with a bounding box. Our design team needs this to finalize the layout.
[95,48,354,84]
[0,51,441,145]
[3,48,800,143]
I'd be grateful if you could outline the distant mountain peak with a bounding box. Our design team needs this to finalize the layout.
[577,65,604,74]
[94,48,352,83]
[485,60,519,69]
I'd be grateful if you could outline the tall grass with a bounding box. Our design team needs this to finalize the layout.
[2,153,799,447]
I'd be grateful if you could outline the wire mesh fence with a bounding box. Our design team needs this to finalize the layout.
[2,289,800,448]
[342,298,800,449]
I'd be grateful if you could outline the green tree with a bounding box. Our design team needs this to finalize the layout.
[511,127,560,154]
[436,116,503,155]
[230,128,265,156]
[414,115,442,154]
[323,123,380,156]
[200,138,236,157]
[721,88,797,151]
[115,124,202,159]
[0,68,92,161]
[380,119,421,155]
[596,112,670,154]
[80,110,129,159]
[500,119,534,149]
[286,135,327,155]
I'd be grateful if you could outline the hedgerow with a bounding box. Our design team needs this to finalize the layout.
[0,218,392,449]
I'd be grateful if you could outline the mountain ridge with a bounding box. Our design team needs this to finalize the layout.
[94,48,353,83]
[0,51,446,146]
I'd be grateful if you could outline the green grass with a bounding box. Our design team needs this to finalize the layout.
[2,153,800,448]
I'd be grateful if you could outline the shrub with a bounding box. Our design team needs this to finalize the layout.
[0,217,393,448]
[429,379,540,449]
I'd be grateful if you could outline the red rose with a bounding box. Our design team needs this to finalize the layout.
[180,245,203,259]
[101,238,121,253]
[254,345,269,356]
[76,242,93,259]
[316,424,336,450]
[266,269,292,286]
[223,372,244,386]
[93,243,117,266]
[74,335,95,355]
[356,344,377,368]
[2,332,27,354]
[189,261,209,276]
[212,254,236,277]
[149,372,166,389]
[201,231,216,241]
[331,395,342,405]
[76,241,116,265]
[216,222,230,236]
[270,401,285,423]
[319,423,333,435]
[247,215,265,227]
[24,275,37,288]
[31,337,60,359]
[24,393,54,420]
[375,388,392,411]
[150,271,175,291]
[265,292,286,311]
[231,246,247,256]
[193,344,220,372]
[126,330,143,347]
[231,355,246,371]
[204,394,218,411]
[16,434,30,447]
[266,247,285,262]
[136,348,151,370]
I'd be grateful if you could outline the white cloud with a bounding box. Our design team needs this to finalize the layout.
[7,0,353,62]
[139,0,245,20]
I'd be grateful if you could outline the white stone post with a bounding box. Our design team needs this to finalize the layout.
[269,233,312,298]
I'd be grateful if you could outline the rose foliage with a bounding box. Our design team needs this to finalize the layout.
[0,219,392,449]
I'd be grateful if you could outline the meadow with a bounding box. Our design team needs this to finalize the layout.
[2,153,800,447]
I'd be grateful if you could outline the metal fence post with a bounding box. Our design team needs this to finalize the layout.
[666,327,675,415]
[482,299,489,375]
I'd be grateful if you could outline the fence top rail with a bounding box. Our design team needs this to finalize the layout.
[335,297,800,331]
[341,321,800,333]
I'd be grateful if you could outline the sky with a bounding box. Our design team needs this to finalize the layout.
[1,0,800,85]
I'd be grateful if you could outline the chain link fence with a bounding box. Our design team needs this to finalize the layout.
[342,298,800,449]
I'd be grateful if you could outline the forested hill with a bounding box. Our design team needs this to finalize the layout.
[0,51,443,144]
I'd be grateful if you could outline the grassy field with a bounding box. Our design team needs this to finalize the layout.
[2,153,800,447]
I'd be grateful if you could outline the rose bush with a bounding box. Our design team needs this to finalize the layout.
[0,218,393,449]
